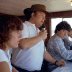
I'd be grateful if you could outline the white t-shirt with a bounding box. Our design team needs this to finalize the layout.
[0,49,12,72]
[12,21,45,71]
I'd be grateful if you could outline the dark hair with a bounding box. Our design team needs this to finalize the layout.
[55,21,71,33]
[23,8,33,21]
[0,15,23,49]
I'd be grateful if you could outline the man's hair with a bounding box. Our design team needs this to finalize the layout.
[0,15,23,49]
[55,21,71,33]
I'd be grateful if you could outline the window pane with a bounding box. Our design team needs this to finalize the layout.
[63,18,72,28]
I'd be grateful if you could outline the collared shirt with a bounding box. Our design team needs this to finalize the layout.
[47,34,72,61]
[12,21,45,71]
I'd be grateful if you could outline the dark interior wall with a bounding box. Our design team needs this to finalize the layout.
[44,13,51,46]
[49,10,72,18]
[0,13,8,15]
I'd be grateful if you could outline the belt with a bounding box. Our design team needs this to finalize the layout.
[12,64,41,72]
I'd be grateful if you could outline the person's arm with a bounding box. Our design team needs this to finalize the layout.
[0,62,10,72]
[44,51,65,66]
[44,51,56,64]
[63,35,72,47]
[55,39,72,60]
[12,67,18,72]
[19,30,47,49]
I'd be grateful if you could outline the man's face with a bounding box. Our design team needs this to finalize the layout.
[33,11,46,27]
[59,30,68,38]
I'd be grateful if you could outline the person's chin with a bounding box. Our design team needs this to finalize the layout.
[13,45,18,48]
[62,36,64,39]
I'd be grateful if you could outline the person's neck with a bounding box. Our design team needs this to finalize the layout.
[28,19,39,28]
[29,19,35,25]
[3,44,9,51]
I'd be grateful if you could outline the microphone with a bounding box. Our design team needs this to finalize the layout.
[39,24,45,31]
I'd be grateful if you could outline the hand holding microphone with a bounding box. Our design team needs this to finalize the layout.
[39,24,46,31]
[39,24,47,40]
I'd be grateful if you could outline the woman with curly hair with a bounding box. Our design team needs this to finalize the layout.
[0,15,23,72]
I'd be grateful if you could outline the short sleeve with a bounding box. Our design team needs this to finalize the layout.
[0,50,8,62]
[21,23,29,39]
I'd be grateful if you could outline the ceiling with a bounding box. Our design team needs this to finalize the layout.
[0,0,72,15]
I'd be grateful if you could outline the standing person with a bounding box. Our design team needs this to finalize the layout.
[47,21,72,72]
[0,15,23,72]
[11,4,64,72]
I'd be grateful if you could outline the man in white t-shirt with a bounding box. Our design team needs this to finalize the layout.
[11,4,64,72]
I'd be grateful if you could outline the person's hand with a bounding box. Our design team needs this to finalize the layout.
[39,30,47,40]
[12,67,19,72]
[55,59,65,67]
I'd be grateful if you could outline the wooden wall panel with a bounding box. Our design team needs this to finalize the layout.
[49,10,72,18]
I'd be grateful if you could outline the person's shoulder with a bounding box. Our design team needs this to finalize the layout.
[0,49,8,62]
[49,34,62,43]
[23,21,29,25]
[49,34,58,41]
[0,49,5,55]
[54,35,61,41]
[23,21,30,28]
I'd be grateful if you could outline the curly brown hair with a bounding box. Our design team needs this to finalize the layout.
[0,15,23,49]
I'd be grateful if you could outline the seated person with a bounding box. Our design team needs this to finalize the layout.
[47,21,72,72]
[0,15,23,72]
[63,29,72,50]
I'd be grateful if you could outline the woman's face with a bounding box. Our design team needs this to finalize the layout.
[6,30,21,48]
